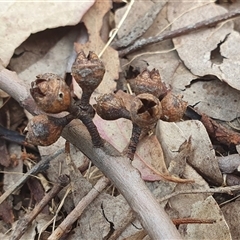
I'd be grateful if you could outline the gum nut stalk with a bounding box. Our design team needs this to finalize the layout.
[95,93,131,120]
[30,73,71,114]
[130,93,162,129]
[71,50,105,92]
[161,92,188,122]
[25,115,66,146]
[134,69,164,98]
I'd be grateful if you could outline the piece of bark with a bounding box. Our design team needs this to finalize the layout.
[185,106,240,147]
[201,113,240,146]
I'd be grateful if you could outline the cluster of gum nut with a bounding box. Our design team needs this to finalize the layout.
[26,50,187,160]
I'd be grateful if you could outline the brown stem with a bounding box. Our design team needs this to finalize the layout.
[80,113,104,147]
[80,90,92,108]
[69,101,103,147]
[127,123,142,160]
[10,175,69,240]
[48,114,75,127]
[119,9,240,57]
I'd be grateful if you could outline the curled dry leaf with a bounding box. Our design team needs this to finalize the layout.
[156,120,223,185]
[201,113,240,146]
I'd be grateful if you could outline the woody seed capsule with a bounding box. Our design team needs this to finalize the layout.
[130,93,162,129]
[161,92,187,122]
[71,50,105,106]
[26,114,74,146]
[128,93,162,160]
[30,73,71,114]
[133,69,167,99]
[95,93,131,120]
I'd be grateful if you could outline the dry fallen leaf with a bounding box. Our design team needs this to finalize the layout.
[133,135,193,183]
[0,1,95,67]
[166,165,211,229]
[114,1,166,48]
[185,196,231,240]
[218,154,240,174]
[69,193,148,239]
[168,2,240,91]
[0,196,14,224]
[10,28,80,91]
[182,78,240,121]
[156,120,223,185]
[221,200,240,240]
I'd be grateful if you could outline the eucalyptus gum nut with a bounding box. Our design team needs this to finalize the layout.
[25,114,74,146]
[25,115,64,146]
[161,92,187,122]
[130,93,162,129]
[134,69,166,98]
[71,50,105,91]
[30,73,71,114]
[95,93,131,120]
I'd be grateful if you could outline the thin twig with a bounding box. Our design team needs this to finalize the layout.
[119,9,240,57]
[158,185,240,203]
[48,176,110,240]
[10,175,70,240]
[0,149,64,206]
[172,218,215,225]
